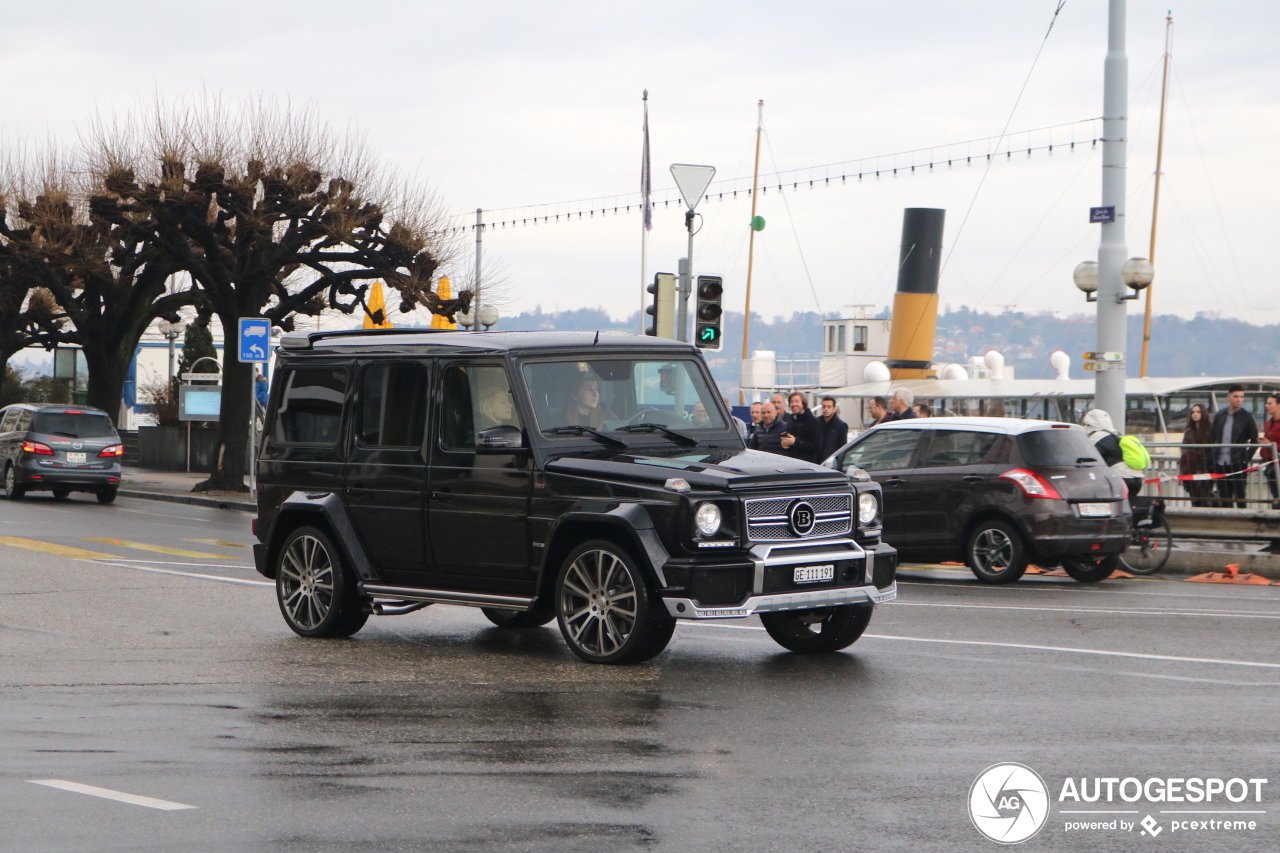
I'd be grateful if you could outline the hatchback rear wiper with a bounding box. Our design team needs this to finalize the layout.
[542,425,629,448]
[615,423,699,446]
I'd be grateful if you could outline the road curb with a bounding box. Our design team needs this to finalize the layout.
[117,489,255,512]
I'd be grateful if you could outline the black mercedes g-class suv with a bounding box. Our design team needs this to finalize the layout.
[253,329,896,664]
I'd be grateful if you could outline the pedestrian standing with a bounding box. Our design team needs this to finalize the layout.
[814,396,849,463]
[780,392,819,464]
[1083,408,1144,499]
[913,403,932,418]
[254,368,270,408]
[747,401,788,455]
[884,387,918,422]
[1179,403,1214,508]
[1210,385,1258,509]
[1261,394,1280,509]
[770,392,791,432]
[866,396,889,427]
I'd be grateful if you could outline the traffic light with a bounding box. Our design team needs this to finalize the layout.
[645,272,676,338]
[694,275,723,350]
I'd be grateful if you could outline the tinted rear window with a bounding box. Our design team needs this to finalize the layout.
[1018,429,1101,466]
[31,412,116,438]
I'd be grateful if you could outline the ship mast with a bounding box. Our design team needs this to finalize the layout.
[1140,12,1174,378]
[739,100,764,404]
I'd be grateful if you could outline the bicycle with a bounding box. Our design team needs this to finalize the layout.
[1120,496,1172,575]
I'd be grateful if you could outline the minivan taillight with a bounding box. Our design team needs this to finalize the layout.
[1000,468,1061,499]
[98,445,124,457]
[21,440,53,456]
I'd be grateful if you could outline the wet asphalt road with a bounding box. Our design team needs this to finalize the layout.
[2,493,1278,852]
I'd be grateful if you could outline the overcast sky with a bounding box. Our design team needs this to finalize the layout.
[4,1,1278,337]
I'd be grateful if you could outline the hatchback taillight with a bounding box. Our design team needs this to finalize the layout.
[21,440,53,456]
[1000,468,1062,499]
[98,445,124,457]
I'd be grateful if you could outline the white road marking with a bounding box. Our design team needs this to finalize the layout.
[27,779,196,810]
[96,558,257,570]
[675,623,1280,669]
[887,601,1280,620]
[114,507,207,522]
[83,560,272,588]
[899,579,1280,604]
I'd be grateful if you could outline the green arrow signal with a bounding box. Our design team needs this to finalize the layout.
[700,327,717,341]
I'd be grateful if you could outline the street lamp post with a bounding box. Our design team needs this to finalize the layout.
[158,321,186,382]
[1095,0,1130,430]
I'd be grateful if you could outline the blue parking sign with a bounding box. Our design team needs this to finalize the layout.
[238,318,271,363]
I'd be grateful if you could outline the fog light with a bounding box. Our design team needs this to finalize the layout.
[695,502,721,537]
[858,493,879,525]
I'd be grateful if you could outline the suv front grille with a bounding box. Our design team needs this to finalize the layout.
[744,493,852,542]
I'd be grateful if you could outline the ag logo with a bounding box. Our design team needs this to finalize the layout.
[968,763,1049,844]
[788,500,816,536]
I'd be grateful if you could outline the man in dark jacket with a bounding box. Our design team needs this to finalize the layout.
[748,401,788,455]
[780,392,820,464]
[1210,385,1258,508]
[813,396,849,463]
[883,387,918,422]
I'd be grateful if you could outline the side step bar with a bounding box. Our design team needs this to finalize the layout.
[360,584,534,612]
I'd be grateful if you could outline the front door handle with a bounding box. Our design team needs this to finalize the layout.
[963,475,984,483]
[431,491,454,502]
[884,477,905,486]
[345,486,369,498]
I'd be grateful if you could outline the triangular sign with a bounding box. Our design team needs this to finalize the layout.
[670,164,716,211]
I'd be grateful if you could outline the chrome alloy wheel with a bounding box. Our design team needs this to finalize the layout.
[559,549,638,657]
[278,534,335,631]
[971,527,1014,573]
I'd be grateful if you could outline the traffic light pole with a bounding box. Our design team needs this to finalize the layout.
[676,211,694,343]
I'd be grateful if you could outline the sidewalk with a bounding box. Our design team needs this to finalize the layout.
[119,465,255,511]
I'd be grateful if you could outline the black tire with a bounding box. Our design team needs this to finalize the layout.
[965,519,1028,584]
[555,539,674,664]
[276,526,369,638]
[760,603,874,653]
[52,488,71,501]
[482,606,556,628]
[3,464,24,500]
[1120,519,1172,575]
[96,487,118,505]
[1062,553,1121,583]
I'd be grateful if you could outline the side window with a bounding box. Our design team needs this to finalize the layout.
[440,364,522,450]
[841,429,922,472]
[356,363,426,448]
[0,409,17,433]
[15,410,32,432]
[272,367,347,445]
[919,430,1005,468]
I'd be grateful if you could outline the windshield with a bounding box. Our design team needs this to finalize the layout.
[32,412,116,438]
[1018,429,1101,466]
[522,358,729,435]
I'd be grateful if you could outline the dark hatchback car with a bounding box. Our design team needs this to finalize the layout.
[824,418,1131,583]
[0,404,124,503]
[253,329,896,664]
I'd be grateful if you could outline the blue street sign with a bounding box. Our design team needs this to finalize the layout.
[1089,205,1116,223]
[238,318,271,363]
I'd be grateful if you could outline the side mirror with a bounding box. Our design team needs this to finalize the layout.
[476,425,528,454]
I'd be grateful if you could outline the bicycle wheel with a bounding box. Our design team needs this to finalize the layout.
[1119,518,1172,575]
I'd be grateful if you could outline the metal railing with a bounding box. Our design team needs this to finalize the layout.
[1139,441,1278,508]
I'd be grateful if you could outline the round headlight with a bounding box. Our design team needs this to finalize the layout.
[695,502,722,537]
[858,493,879,525]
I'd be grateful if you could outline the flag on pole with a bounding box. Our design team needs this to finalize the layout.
[641,91,652,231]
[363,281,393,329]
[431,276,457,329]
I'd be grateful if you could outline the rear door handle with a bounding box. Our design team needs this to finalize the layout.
[345,486,369,498]
[431,491,454,502]
[963,475,984,482]
[884,477,905,486]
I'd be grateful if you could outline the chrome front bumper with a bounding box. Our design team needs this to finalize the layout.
[665,537,896,620]
[663,581,896,620]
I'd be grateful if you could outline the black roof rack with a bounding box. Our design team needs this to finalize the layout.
[278,326,447,350]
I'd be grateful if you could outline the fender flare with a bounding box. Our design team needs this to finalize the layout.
[262,491,379,582]
[542,502,671,587]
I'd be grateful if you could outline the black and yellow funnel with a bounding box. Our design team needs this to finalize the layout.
[887,208,945,379]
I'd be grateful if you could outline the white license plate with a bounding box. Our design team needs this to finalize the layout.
[66,452,87,464]
[1079,502,1111,517]
[794,564,835,584]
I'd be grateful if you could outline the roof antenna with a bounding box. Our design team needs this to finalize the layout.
[593,330,600,345]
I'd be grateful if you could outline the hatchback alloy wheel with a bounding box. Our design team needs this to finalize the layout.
[965,519,1028,584]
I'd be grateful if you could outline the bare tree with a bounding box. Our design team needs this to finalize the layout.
[85,97,468,491]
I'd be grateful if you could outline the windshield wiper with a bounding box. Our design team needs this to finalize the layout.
[616,423,699,446]
[542,425,629,449]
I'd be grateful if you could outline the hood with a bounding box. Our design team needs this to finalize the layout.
[1082,409,1115,433]
[545,446,849,492]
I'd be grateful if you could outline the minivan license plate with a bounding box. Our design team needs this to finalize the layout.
[1079,502,1111,517]
[66,452,86,464]
[794,564,834,584]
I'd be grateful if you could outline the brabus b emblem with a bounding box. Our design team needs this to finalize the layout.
[789,501,816,536]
